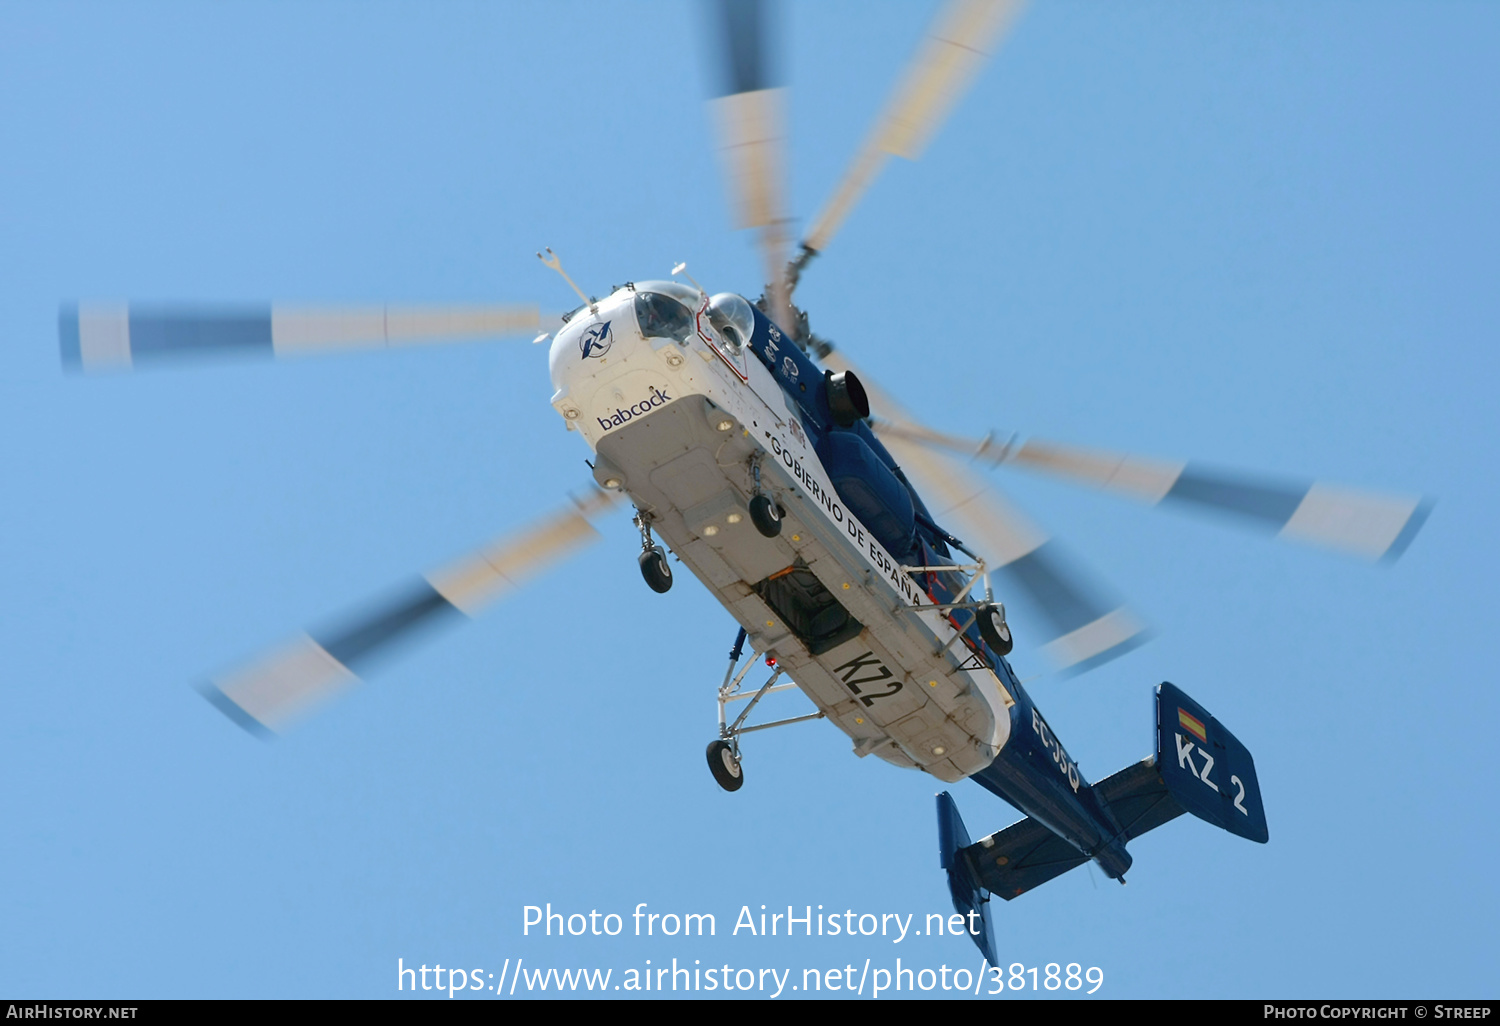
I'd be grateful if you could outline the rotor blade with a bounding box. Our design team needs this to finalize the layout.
[200,489,620,735]
[824,353,1146,675]
[706,0,793,331]
[876,423,1432,562]
[801,0,1024,256]
[59,302,549,373]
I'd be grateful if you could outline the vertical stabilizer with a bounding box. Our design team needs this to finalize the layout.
[936,792,999,965]
[1155,682,1269,843]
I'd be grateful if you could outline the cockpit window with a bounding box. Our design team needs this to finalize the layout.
[634,291,694,342]
[708,293,755,350]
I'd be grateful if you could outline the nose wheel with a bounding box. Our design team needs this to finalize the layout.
[633,509,673,593]
[639,547,673,593]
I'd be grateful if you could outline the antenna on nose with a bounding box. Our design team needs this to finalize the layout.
[537,247,596,315]
[671,261,707,299]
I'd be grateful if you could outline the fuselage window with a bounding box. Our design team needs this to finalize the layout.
[708,292,755,350]
[634,292,694,342]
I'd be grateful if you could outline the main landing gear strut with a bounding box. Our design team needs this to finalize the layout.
[709,626,825,792]
[902,514,1015,659]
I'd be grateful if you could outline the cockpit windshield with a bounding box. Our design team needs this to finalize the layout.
[634,290,694,342]
[707,293,755,350]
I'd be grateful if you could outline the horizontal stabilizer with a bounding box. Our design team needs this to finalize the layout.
[963,758,1185,901]
[965,815,1088,902]
[1095,756,1187,840]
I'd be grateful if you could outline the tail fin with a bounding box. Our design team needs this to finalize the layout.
[938,682,1266,935]
[1156,681,1269,843]
[936,792,999,965]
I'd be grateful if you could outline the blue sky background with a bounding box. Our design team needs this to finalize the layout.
[2,1,1496,1000]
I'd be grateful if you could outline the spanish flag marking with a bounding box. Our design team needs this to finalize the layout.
[1178,707,1207,742]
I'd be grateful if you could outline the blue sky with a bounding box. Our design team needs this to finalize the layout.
[2,1,1496,999]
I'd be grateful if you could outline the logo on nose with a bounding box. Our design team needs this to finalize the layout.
[580,321,614,359]
[596,386,674,431]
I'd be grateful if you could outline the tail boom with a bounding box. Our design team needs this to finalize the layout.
[935,680,1268,958]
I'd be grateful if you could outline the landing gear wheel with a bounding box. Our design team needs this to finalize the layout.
[706,740,744,792]
[639,546,673,593]
[976,602,1014,656]
[749,494,782,538]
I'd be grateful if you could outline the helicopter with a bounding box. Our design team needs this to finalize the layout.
[55,0,1431,966]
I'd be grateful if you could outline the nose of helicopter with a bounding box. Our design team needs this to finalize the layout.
[548,279,706,389]
[548,286,697,439]
[547,291,641,396]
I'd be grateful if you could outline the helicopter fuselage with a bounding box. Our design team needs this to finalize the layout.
[546,280,1135,880]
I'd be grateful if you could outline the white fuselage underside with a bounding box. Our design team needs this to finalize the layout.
[549,290,1012,782]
